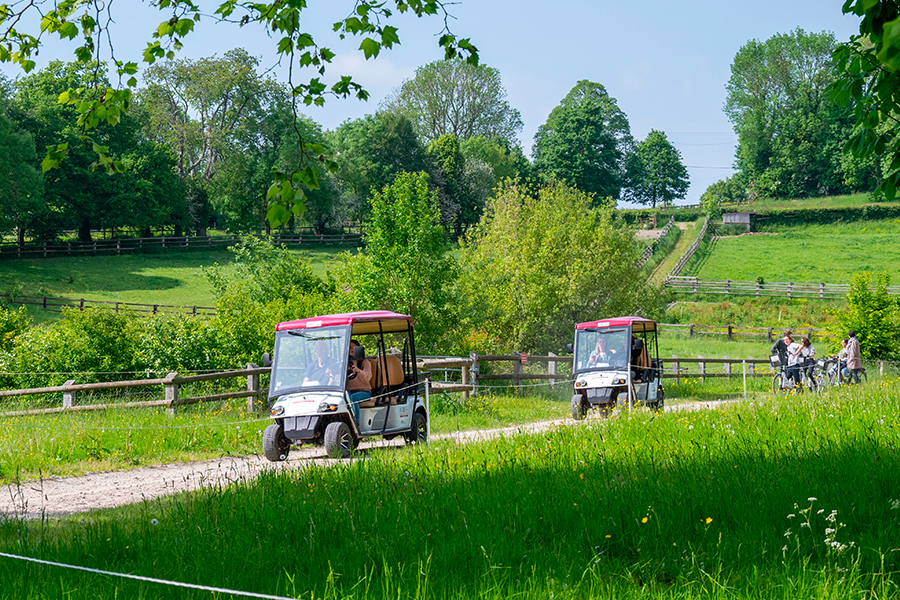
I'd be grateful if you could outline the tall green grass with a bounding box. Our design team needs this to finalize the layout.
[2,382,899,599]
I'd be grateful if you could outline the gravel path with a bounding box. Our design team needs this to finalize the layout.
[0,400,736,519]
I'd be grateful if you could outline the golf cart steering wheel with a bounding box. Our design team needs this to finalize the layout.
[347,363,358,380]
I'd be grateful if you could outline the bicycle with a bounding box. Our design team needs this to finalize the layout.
[817,356,867,387]
[771,354,820,394]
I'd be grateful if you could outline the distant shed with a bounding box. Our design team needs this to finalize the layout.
[723,212,755,232]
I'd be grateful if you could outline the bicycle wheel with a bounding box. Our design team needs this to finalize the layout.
[772,374,782,394]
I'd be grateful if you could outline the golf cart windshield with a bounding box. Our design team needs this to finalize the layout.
[574,328,630,373]
[270,325,350,395]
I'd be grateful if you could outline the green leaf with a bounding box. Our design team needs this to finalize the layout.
[359,37,380,59]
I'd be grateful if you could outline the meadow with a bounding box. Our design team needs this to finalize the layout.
[0,243,356,323]
[687,220,900,283]
[1,381,899,599]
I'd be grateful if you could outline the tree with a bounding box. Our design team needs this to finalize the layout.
[830,0,900,199]
[532,99,623,202]
[460,135,533,183]
[381,59,522,145]
[333,172,457,352]
[137,49,281,181]
[0,1,478,225]
[0,111,44,244]
[700,176,748,218]
[726,29,873,198]
[631,130,689,208]
[8,61,184,240]
[329,112,434,222]
[458,180,660,353]
[833,271,900,359]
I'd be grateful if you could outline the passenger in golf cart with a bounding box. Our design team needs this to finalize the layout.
[569,317,663,419]
[262,310,429,460]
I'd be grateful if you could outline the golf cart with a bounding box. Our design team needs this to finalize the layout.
[569,317,664,419]
[262,310,428,460]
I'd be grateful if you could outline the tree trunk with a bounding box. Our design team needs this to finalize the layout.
[78,218,92,242]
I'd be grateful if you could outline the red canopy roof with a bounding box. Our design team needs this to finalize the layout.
[277,311,412,332]
[576,316,657,332]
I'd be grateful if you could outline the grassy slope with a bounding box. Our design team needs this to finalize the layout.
[647,217,704,285]
[0,244,356,323]
[688,220,900,283]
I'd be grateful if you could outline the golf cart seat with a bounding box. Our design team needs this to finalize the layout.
[631,339,651,382]
[355,358,378,408]
[373,354,406,405]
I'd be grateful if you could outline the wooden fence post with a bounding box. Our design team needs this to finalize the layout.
[164,372,179,417]
[689,324,695,337]
[881,361,885,377]
[672,355,679,383]
[767,327,773,342]
[724,356,731,377]
[470,351,479,396]
[698,356,705,383]
[247,363,260,413]
[748,356,755,375]
[513,353,523,395]
[727,325,733,339]
[62,379,76,409]
[548,352,557,388]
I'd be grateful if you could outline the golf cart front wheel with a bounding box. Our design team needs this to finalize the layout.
[324,421,355,458]
[262,423,291,462]
[571,395,587,421]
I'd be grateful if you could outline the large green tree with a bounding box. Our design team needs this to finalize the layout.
[329,112,434,222]
[830,0,900,199]
[381,59,522,146]
[726,28,874,198]
[459,180,659,353]
[0,0,478,225]
[9,61,184,240]
[631,130,689,208]
[0,111,44,244]
[533,81,634,202]
[532,99,622,202]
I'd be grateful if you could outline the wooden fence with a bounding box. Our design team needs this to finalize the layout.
[665,276,900,299]
[0,365,268,417]
[0,232,363,259]
[658,323,836,342]
[668,216,709,277]
[638,216,675,267]
[0,294,216,317]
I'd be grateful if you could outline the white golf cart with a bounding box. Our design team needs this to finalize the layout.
[262,310,428,460]
[569,317,664,419]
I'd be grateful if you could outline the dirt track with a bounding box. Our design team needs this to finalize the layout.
[0,400,735,519]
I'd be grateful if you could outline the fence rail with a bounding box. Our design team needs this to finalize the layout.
[658,322,836,341]
[0,366,268,417]
[668,215,709,277]
[0,294,216,317]
[665,276,900,299]
[638,216,675,267]
[0,232,363,259]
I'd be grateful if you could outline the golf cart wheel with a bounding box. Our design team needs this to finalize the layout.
[405,412,428,445]
[651,388,665,412]
[324,421,355,458]
[262,423,291,462]
[597,403,614,418]
[571,396,587,421]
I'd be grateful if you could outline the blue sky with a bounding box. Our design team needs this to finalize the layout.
[2,0,863,205]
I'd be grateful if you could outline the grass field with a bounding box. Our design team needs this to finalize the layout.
[688,220,900,283]
[0,244,356,323]
[1,382,899,599]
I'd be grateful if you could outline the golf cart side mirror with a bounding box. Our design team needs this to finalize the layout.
[261,353,271,368]
[566,343,573,354]
[353,345,366,361]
